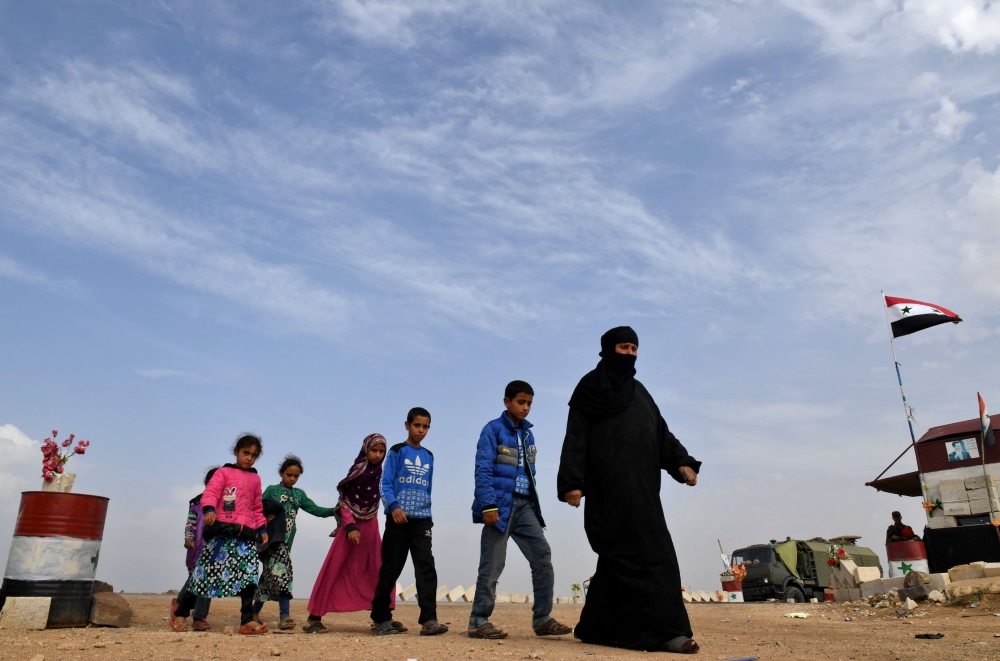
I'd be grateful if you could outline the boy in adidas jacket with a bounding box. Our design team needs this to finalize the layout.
[370,407,447,636]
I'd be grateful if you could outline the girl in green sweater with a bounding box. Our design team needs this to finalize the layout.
[254,454,336,629]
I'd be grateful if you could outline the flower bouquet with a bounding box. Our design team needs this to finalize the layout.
[826,544,852,568]
[40,430,91,492]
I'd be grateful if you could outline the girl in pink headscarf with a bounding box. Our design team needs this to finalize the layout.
[303,434,390,633]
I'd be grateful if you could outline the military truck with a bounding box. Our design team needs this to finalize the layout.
[731,536,883,602]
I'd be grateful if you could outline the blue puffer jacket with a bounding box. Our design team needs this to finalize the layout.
[471,412,544,532]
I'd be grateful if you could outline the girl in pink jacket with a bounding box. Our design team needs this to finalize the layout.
[170,434,269,635]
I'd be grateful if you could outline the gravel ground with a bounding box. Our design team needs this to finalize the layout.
[3,593,1000,661]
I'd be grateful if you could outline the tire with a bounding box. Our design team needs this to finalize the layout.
[784,586,805,603]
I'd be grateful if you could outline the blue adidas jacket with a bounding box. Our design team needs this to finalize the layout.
[471,412,544,532]
[381,442,434,519]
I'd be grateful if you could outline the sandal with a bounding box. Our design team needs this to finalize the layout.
[533,618,572,637]
[468,623,507,639]
[302,620,329,634]
[169,598,187,632]
[239,621,269,635]
[279,618,296,630]
[192,619,211,632]
[390,620,408,632]
[664,636,699,654]
[373,621,400,636]
[420,619,449,636]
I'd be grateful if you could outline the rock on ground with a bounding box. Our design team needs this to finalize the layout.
[89,592,133,627]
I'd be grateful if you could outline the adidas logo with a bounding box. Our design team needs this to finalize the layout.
[404,456,430,477]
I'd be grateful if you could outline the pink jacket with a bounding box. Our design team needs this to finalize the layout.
[201,465,267,531]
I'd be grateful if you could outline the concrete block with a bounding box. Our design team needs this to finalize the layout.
[969,498,992,515]
[495,592,511,603]
[925,486,941,502]
[965,476,987,490]
[860,579,885,599]
[854,567,882,584]
[949,564,986,582]
[89,592,132,627]
[939,478,967,491]
[697,590,711,602]
[401,584,417,601]
[984,563,1000,578]
[832,588,849,602]
[927,516,957,529]
[447,585,466,602]
[510,593,527,604]
[942,501,972,516]
[681,591,693,603]
[966,487,991,501]
[927,573,951,592]
[927,589,946,603]
[809,598,818,603]
[435,585,449,602]
[527,594,534,604]
[903,597,918,611]
[882,576,906,591]
[0,597,51,630]
[947,578,1000,600]
[464,585,476,602]
[847,588,862,602]
[940,491,969,504]
[571,596,584,604]
[707,592,719,602]
[395,583,403,599]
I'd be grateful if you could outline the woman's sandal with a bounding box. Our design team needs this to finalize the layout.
[468,623,508,639]
[390,620,408,632]
[301,620,329,634]
[279,618,296,630]
[664,636,700,654]
[239,621,269,635]
[533,618,573,637]
[169,598,187,632]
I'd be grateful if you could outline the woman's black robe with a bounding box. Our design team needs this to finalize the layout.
[557,380,701,651]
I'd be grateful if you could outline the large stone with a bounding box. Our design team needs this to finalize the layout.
[510,593,527,604]
[860,579,885,599]
[927,590,946,603]
[903,597,918,611]
[904,571,929,587]
[927,573,951,592]
[435,585,450,601]
[946,578,1000,600]
[898,585,930,602]
[0,597,50,630]
[949,563,987,582]
[447,585,466,602]
[93,581,114,594]
[854,567,882,584]
[401,584,418,601]
[89,592,132,628]
[984,563,1000,578]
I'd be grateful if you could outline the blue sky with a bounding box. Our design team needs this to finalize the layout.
[2,1,1000,598]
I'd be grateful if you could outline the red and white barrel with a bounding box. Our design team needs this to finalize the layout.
[720,575,744,603]
[0,492,109,627]
[885,541,929,578]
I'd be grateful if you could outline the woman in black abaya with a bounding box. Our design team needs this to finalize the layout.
[557,326,701,654]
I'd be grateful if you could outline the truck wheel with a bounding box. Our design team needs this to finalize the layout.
[784,587,805,603]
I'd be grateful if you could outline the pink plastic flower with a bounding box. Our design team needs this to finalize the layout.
[68,434,75,442]
[52,430,58,438]
[61,438,72,447]
[42,470,53,481]
[74,446,85,455]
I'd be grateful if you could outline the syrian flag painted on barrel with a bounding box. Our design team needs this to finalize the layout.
[883,295,962,338]
[980,393,995,447]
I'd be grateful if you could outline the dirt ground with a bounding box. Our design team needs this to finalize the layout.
[3,594,1000,661]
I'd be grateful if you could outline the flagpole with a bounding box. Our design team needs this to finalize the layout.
[882,292,919,449]
[979,393,998,522]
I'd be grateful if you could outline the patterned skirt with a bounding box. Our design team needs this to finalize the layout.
[255,542,293,601]
[188,537,260,598]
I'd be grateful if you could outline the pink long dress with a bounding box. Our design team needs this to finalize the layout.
[308,507,394,614]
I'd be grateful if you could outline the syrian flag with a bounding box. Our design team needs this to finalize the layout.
[980,393,995,447]
[883,295,962,338]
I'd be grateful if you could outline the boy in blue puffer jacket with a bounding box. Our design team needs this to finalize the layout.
[468,381,572,640]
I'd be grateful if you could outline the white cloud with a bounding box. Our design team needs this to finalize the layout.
[932,96,975,140]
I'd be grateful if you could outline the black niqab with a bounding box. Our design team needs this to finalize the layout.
[568,326,639,418]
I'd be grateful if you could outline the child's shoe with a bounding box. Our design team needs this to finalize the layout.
[420,620,448,636]
[192,619,211,632]
[302,619,329,634]
[239,621,269,635]
[372,621,400,636]
[169,598,187,632]
[279,617,295,630]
